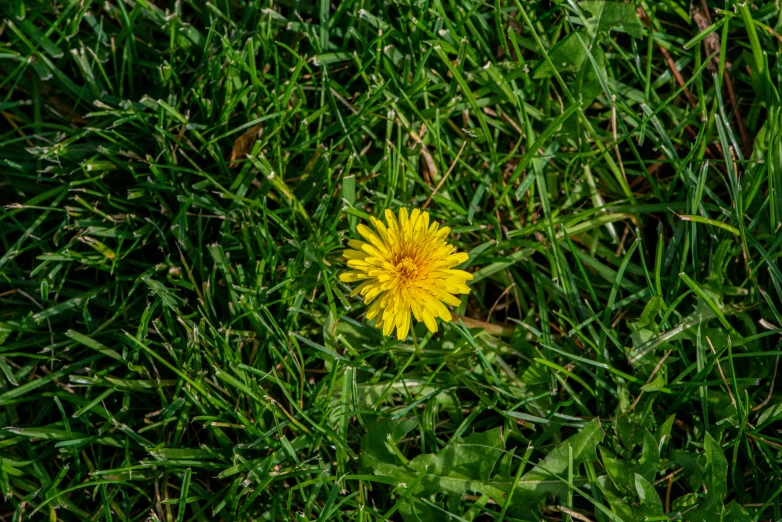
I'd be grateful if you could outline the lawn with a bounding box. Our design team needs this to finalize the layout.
[1,0,781,520]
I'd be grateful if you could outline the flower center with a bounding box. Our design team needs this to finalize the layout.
[395,257,418,280]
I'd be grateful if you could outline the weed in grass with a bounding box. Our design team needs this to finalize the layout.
[1,1,781,521]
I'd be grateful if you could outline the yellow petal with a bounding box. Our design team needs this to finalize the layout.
[363,285,383,302]
[339,271,368,283]
[350,280,374,297]
[370,216,391,244]
[411,301,423,322]
[357,225,389,256]
[382,314,395,336]
[346,259,371,269]
[344,249,368,260]
[438,306,452,323]
[448,252,469,265]
[417,212,430,241]
[399,207,409,233]
[422,310,437,333]
[359,243,387,260]
[435,226,450,240]
[437,289,463,307]
[385,209,399,232]
[445,269,473,280]
[397,311,410,340]
[409,208,421,237]
[366,298,384,320]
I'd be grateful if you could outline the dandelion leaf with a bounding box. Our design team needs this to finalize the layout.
[580,1,644,39]
[597,474,664,522]
[677,432,730,521]
[600,428,659,494]
[361,418,605,518]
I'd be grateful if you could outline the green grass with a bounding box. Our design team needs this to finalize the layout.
[1,0,782,520]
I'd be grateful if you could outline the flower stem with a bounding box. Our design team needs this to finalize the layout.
[411,330,422,358]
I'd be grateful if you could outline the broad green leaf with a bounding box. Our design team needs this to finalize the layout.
[679,433,730,520]
[408,427,505,495]
[720,501,753,522]
[533,31,604,93]
[529,28,609,104]
[636,429,660,484]
[522,418,604,483]
[597,473,664,522]
[702,433,728,503]
[361,419,418,469]
[361,419,605,516]
[600,429,659,493]
[670,449,704,492]
[532,32,585,79]
[655,414,676,447]
[580,1,645,38]
[600,448,632,493]
[756,401,782,428]
[640,372,666,392]
[634,474,664,517]
[707,391,738,423]
[361,419,505,511]
[614,400,656,451]
[685,501,723,521]
[633,295,665,331]
[627,295,671,378]
[671,492,699,512]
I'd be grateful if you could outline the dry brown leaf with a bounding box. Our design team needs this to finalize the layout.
[230,124,263,165]
[410,125,437,185]
[692,8,721,73]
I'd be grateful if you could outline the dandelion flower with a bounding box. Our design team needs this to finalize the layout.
[339,208,473,340]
